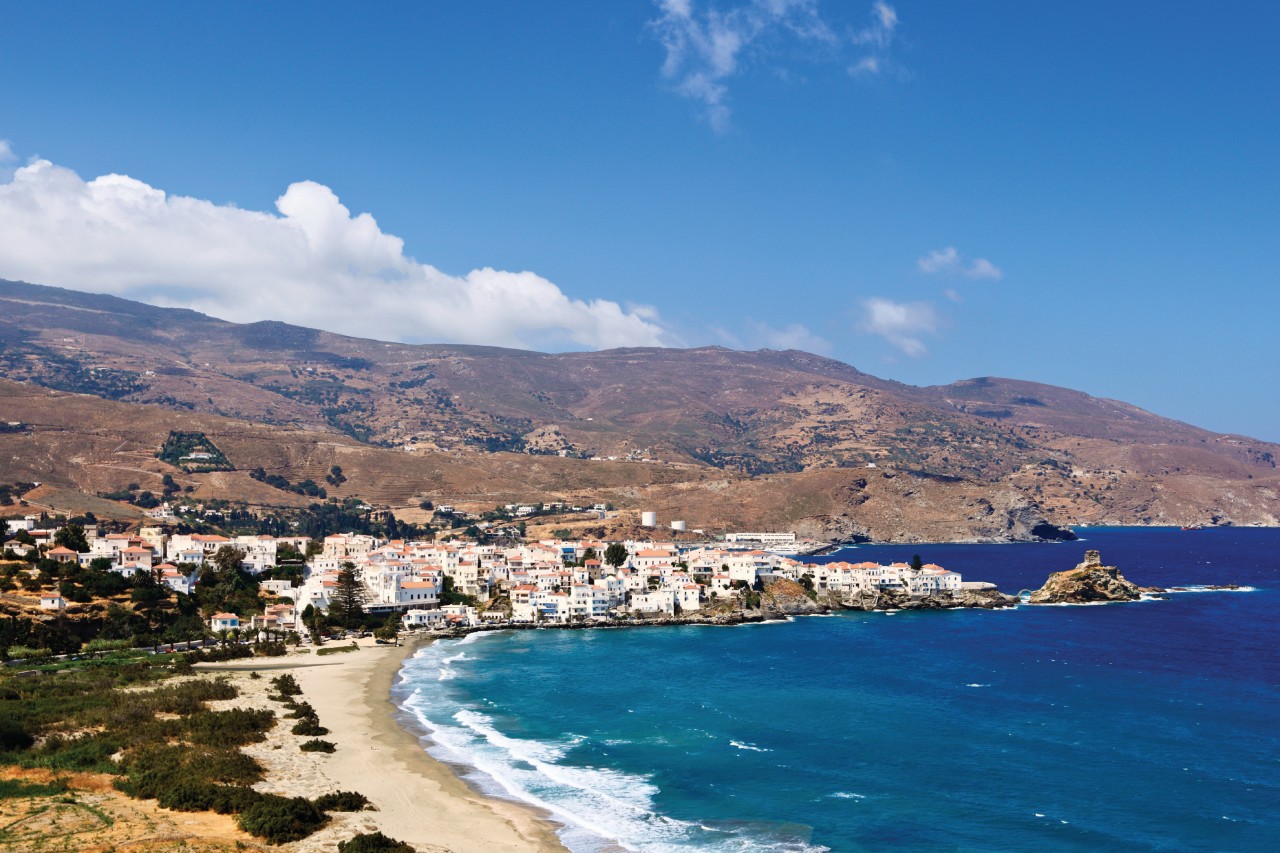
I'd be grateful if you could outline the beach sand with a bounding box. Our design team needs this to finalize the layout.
[201,639,566,852]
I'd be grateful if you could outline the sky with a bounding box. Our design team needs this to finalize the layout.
[1,1,1277,440]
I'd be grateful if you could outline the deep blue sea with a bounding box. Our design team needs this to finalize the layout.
[392,528,1279,852]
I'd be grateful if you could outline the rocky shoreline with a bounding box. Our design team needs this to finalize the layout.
[425,549,1242,641]
[1027,550,1150,604]
[430,580,1019,640]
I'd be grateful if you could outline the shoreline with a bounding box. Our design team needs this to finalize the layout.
[202,639,567,852]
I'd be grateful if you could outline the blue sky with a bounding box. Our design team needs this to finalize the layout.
[1,1,1277,440]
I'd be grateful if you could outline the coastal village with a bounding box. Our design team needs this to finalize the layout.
[1,508,1004,642]
[0,502,1014,850]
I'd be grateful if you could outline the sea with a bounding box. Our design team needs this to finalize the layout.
[392,527,1279,852]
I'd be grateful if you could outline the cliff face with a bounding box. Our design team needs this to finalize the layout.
[1028,550,1144,604]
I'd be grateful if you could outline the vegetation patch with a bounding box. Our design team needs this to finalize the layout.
[338,831,417,853]
[235,792,328,843]
[316,643,359,656]
[0,776,70,799]
[299,738,335,753]
[157,431,234,472]
[313,790,373,812]
[249,467,327,498]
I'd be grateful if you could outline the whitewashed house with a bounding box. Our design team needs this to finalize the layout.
[209,612,240,632]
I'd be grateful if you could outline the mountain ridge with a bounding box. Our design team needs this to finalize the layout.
[1,278,1276,537]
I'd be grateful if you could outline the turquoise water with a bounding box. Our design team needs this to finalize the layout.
[393,528,1280,852]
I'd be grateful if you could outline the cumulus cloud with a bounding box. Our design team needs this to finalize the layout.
[0,159,669,351]
[917,246,1003,280]
[0,140,14,163]
[859,297,938,357]
[650,1,899,130]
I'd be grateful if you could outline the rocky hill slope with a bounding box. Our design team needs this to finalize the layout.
[1,279,1277,536]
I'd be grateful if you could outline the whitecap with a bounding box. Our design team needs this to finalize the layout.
[965,683,989,688]
[729,740,771,753]
[829,792,866,800]
[1165,585,1256,594]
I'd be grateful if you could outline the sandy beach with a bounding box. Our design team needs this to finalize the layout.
[201,639,566,852]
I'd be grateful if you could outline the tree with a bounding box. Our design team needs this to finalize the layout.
[197,548,260,618]
[375,611,401,645]
[213,545,248,575]
[581,547,598,563]
[53,524,90,553]
[301,604,322,644]
[438,575,475,607]
[330,563,367,627]
[277,541,305,563]
[604,543,628,569]
[910,554,924,570]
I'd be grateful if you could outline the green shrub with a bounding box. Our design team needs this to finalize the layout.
[184,708,276,747]
[291,717,329,737]
[0,777,70,799]
[155,778,223,812]
[121,744,264,797]
[28,732,123,773]
[313,790,372,812]
[284,701,315,719]
[316,643,358,656]
[181,645,254,663]
[206,784,262,815]
[338,831,416,853]
[299,739,335,753]
[236,792,328,843]
[270,673,302,696]
[0,716,34,750]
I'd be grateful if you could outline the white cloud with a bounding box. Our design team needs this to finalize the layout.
[859,297,938,357]
[0,140,14,163]
[917,246,1003,280]
[965,257,1002,280]
[650,1,898,130]
[748,320,832,353]
[710,319,832,354]
[848,1,898,76]
[0,159,670,351]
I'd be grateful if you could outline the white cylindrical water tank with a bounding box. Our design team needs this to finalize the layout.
[641,511,657,527]
[671,520,687,531]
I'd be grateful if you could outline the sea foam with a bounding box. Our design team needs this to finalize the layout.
[400,636,828,852]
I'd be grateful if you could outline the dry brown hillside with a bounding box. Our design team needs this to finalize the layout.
[1,279,1277,539]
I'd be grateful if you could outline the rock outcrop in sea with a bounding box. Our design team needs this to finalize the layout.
[837,586,1017,611]
[1028,550,1150,604]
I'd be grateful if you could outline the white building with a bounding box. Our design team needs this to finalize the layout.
[725,532,797,547]
[209,612,240,632]
[630,589,677,615]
